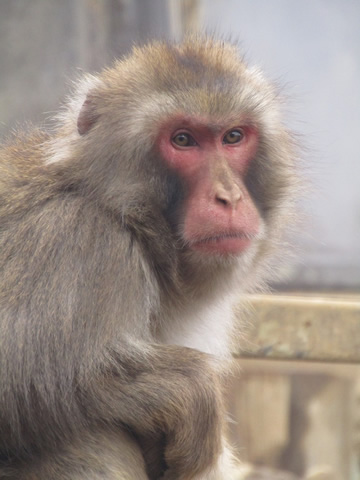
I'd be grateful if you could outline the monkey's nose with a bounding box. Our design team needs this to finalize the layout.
[215,186,242,209]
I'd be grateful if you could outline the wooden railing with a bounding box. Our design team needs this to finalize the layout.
[229,293,360,480]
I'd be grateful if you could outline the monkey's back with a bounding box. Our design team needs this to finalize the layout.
[0,130,57,219]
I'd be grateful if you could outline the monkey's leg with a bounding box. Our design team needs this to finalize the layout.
[6,429,149,480]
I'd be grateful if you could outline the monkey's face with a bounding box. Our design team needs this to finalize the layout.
[69,37,295,270]
[157,115,264,257]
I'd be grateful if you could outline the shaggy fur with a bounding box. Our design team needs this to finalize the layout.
[0,37,297,479]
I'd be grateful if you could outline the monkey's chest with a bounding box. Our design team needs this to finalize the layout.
[157,297,235,356]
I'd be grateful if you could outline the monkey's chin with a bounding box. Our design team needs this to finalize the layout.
[190,235,253,256]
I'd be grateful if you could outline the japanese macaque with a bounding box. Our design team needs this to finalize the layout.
[0,37,296,480]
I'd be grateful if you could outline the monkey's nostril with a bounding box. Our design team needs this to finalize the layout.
[216,196,230,207]
[215,184,242,208]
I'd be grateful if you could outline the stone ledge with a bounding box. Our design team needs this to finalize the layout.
[234,294,360,363]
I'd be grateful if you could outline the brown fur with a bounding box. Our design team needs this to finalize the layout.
[0,37,297,479]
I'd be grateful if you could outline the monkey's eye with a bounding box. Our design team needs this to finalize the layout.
[172,133,197,147]
[223,129,244,145]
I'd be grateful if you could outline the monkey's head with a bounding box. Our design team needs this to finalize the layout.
[49,37,296,272]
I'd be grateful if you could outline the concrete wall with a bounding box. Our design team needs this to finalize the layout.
[0,0,170,133]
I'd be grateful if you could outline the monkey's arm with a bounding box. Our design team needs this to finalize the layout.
[0,195,228,479]
[83,343,226,480]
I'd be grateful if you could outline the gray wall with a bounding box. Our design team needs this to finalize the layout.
[0,0,170,133]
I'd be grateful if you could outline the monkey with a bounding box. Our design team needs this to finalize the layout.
[0,37,297,480]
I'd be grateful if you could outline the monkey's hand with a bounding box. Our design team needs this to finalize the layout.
[139,346,231,480]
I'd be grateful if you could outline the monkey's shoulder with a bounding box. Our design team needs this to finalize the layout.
[0,191,149,314]
[0,182,142,268]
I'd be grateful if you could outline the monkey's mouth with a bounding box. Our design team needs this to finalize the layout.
[189,232,255,255]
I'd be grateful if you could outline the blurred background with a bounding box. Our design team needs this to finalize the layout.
[1,0,359,291]
[1,1,359,479]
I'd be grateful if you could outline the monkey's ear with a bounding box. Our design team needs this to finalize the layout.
[77,95,100,135]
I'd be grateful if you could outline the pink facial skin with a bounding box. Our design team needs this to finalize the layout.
[157,116,260,255]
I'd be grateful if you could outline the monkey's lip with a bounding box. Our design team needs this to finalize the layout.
[189,232,254,255]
